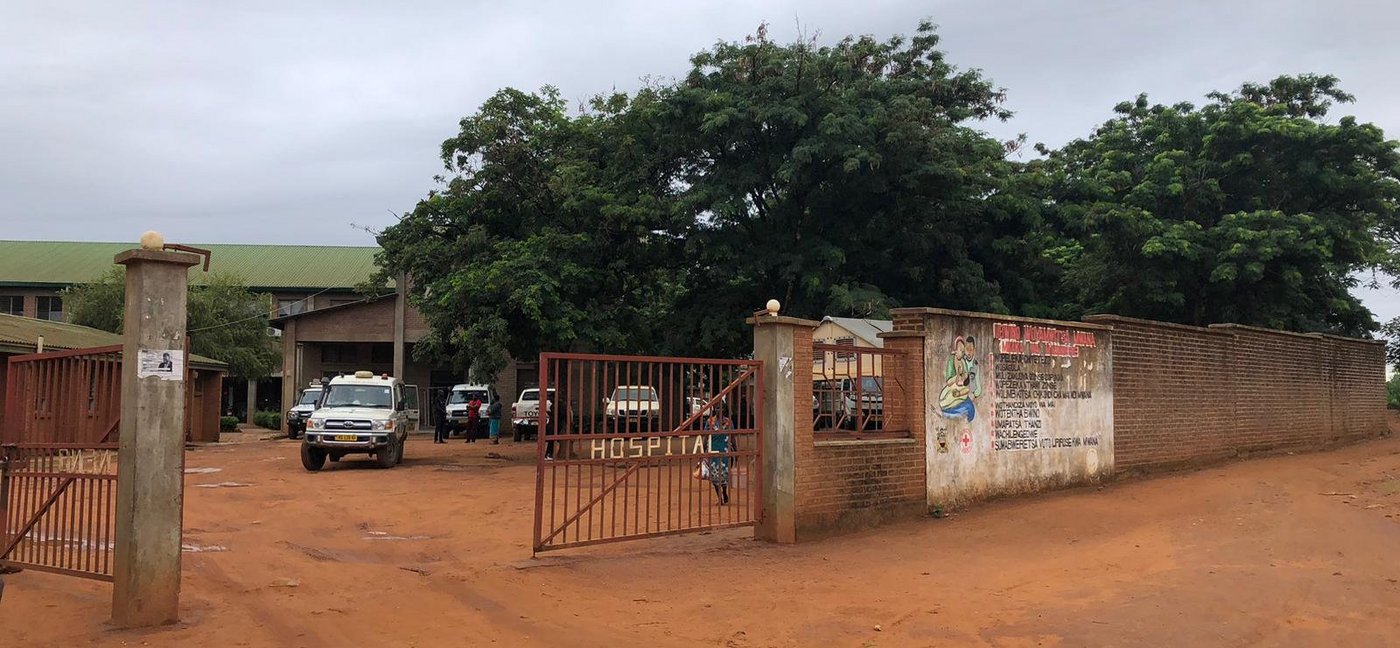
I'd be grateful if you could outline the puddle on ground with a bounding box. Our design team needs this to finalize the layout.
[183,543,229,553]
[195,481,252,488]
[362,530,431,541]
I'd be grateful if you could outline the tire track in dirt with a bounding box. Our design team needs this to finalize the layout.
[190,556,331,647]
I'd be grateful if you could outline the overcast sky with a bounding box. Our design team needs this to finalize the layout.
[4,0,1400,320]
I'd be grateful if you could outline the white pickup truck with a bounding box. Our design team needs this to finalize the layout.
[511,387,555,441]
[284,383,323,440]
[604,385,661,430]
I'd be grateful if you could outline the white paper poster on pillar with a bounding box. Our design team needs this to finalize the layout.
[137,348,184,380]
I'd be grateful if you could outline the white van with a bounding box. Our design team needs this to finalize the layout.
[302,371,419,470]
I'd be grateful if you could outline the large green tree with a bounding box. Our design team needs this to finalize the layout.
[378,22,1052,373]
[1035,74,1400,335]
[656,22,1053,354]
[375,87,688,378]
[63,268,281,380]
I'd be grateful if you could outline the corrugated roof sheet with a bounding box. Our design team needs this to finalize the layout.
[0,240,380,290]
[821,316,894,348]
[0,313,225,368]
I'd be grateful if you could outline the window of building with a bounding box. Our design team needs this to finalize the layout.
[369,344,393,364]
[321,344,358,364]
[276,298,306,317]
[835,336,856,360]
[0,296,22,316]
[37,296,63,321]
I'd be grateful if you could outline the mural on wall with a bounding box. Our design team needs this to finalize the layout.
[937,336,984,421]
[926,314,1113,509]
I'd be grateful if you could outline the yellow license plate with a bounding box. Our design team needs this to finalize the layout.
[333,434,359,442]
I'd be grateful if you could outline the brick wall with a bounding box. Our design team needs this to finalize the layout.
[793,327,927,539]
[1084,315,1386,471]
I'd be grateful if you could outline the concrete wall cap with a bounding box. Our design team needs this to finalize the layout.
[113,249,201,267]
[814,437,918,448]
[747,315,820,328]
[1206,322,1384,345]
[893,307,1114,332]
[1083,314,1229,335]
[877,331,927,339]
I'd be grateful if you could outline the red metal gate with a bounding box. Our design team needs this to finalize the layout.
[2,345,123,445]
[1,346,125,580]
[533,353,763,553]
[0,443,118,580]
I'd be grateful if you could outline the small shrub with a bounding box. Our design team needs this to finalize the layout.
[219,416,239,432]
[253,410,281,430]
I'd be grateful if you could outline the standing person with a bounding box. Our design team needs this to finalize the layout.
[433,392,448,444]
[487,397,502,444]
[703,408,733,505]
[465,395,482,443]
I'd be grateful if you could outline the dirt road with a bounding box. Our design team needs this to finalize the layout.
[3,431,1400,647]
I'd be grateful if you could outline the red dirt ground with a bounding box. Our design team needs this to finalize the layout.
[4,427,1400,647]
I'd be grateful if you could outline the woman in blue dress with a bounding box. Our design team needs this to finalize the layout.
[704,408,733,505]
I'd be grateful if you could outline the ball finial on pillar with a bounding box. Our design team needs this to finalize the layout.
[766,299,781,316]
[139,231,165,250]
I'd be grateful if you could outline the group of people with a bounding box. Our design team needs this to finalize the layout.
[432,393,503,444]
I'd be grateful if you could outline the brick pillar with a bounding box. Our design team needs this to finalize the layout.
[880,333,926,442]
[750,314,819,544]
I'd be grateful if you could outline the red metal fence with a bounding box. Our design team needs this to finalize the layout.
[2,345,123,445]
[533,353,763,553]
[0,443,119,581]
[812,343,908,437]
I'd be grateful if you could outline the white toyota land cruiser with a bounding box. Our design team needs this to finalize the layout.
[302,371,419,470]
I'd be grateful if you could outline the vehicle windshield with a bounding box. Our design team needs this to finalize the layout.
[298,389,321,405]
[859,377,883,393]
[448,389,488,404]
[519,389,556,402]
[323,384,393,408]
[612,388,657,402]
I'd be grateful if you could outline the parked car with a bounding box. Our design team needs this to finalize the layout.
[285,383,323,440]
[814,377,884,430]
[302,371,419,470]
[445,383,494,438]
[511,387,555,441]
[604,385,661,430]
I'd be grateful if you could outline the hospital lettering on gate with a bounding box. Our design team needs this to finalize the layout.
[590,434,722,460]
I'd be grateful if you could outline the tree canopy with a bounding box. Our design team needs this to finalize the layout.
[376,22,1400,376]
[64,268,281,381]
[1034,74,1400,335]
[378,21,1056,377]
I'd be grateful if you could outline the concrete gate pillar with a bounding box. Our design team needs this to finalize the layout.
[751,313,818,544]
[393,273,407,380]
[245,379,258,424]
[111,243,199,628]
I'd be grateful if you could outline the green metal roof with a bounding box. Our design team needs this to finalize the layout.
[0,313,225,369]
[0,240,380,290]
